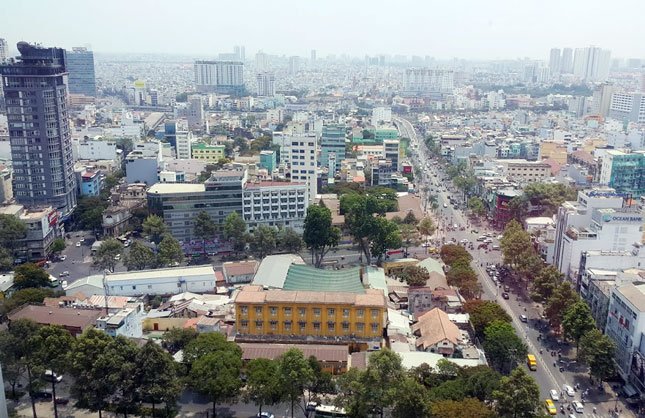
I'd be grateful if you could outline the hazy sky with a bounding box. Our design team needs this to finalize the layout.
[3,0,645,60]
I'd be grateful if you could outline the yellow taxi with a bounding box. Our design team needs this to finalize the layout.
[545,399,557,416]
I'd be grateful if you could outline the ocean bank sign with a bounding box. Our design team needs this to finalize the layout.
[601,213,643,224]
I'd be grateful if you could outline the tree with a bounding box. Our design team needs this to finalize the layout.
[157,234,184,267]
[440,244,472,266]
[562,300,596,356]
[0,214,28,251]
[32,325,74,418]
[358,349,405,418]
[499,220,533,268]
[250,225,277,259]
[223,212,247,253]
[483,321,528,374]
[190,350,243,417]
[7,319,42,418]
[492,367,540,418]
[461,365,502,403]
[0,288,56,318]
[417,217,436,244]
[161,327,198,354]
[278,227,304,253]
[446,263,478,287]
[50,238,66,256]
[391,377,433,418]
[0,328,25,399]
[133,340,181,417]
[106,336,140,417]
[233,136,249,154]
[579,329,616,383]
[75,196,108,232]
[303,204,340,267]
[183,332,240,367]
[306,355,335,404]
[278,348,315,418]
[398,223,421,257]
[193,211,217,255]
[142,215,168,243]
[13,263,50,289]
[402,211,418,225]
[399,265,429,287]
[467,197,486,217]
[0,247,13,272]
[431,398,496,418]
[530,265,562,303]
[464,300,511,340]
[93,238,123,272]
[245,358,284,415]
[124,241,155,271]
[369,217,402,265]
[545,282,579,331]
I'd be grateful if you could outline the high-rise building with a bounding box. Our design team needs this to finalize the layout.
[320,124,346,177]
[186,95,205,130]
[404,69,454,94]
[234,45,246,61]
[549,48,561,76]
[0,38,8,61]
[608,92,645,124]
[256,72,275,97]
[65,47,96,97]
[0,42,77,217]
[310,49,317,63]
[383,139,401,171]
[561,48,573,74]
[255,51,269,71]
[289,134,317,202]
[194,60,244,95]
[573,46,612,82]
[288,56,300,75]
[590,83,615,117]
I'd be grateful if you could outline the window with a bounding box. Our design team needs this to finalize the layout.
[270,321,278,331]
[371,309,379,319]
[356,322,364,332]
[255,307,263,315]
[313,322,321,331]
[284,321,292,332]
[343,309,350,318]
[269,306,277,316]
[240,306,248,315]
[240,320,248,328]
[298,321,306,332]
[371,323,379,333]
[342,322,350,332]
[283,307,292,316]
[313,308,321,317]
[357,309,364,318]
[299,308,306,317]
[255,320,263,328]
[327,322,335,332]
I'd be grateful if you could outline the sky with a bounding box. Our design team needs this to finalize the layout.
[3,0,645,60]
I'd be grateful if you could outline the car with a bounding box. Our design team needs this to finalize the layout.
[61,280,68,289]
[60,271,69,277]
[477,236,487,242]
[571,400,583,413]
[545,399,557,415]
[124,241,131,247]
[44,370,63,382]
[443,203,448,208]
[114,254,121,261]
[459,239,468,244]
[256,413,275,418]
[484,238,493,244]
[421,242,431,247]
[549,389,560,402]
[503,285,510,292]
[79,237,85,243]
[54,397,70,405]
[492,245,500,251]
[563,384,575,397]
[520,314,528,322]
[59,254,67,261]
[75,242,81,247]
[501,292,510,299]
[34,391,53,401]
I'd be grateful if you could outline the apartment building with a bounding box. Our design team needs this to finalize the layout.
[289,134,317,203]
[502,160,551,183]
[234,285,386,350]
[0,204,59,262]
[191,142,225,162]
[242,181,308,232]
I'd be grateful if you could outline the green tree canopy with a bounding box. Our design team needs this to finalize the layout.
[223,212,247,253]
[277,227,303,253]
[76,196,109,231]
[545,281,579,331]
[50,238,66,255]
[483,321,528,374]
[417,217,436,239]
[13,263,50,289]
[161,327,199,354]
[399,265,430,287]
[579,329,617,383]
[369,216,402,264]
[0,214,28,251]
[157,234,184,267]
[193,211,218,244]
[93,238,123,272]
[500,220,533,268]
[250,225,277,259]
[492,367,541,418]
[124,241,156,271]
[278,348,315,418]
[303,204,340,267]
[440,244,472,266]
[431,398,496,418]
[133,340,181,416]
[464,300,512,340]
[142,214,168,243]
[530,265,563,303]
[468,197,486,217]
[562,300,596,355]
[245,358,284,415]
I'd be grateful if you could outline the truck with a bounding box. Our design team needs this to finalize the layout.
[527,354,537,371]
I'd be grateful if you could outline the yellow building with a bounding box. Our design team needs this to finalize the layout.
[235,285,386,350]
[539,141,568,165]
[191,142,226,162]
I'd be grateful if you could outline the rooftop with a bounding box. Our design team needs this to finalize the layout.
[252,253,306,288]
[147,183,205,194]
[222,260,259,277]
[239,343,348,363]
[283,264,365,293]
[106,265,215,283]
[8,305,103,330]
[617,283,645,312]
[411,307,461,350]
[235,286,386,308]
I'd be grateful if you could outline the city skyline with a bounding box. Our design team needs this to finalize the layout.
[3,0,645,60]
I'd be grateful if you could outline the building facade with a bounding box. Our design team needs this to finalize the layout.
[147,169,246,240]
[0,42,77,218]
[256,72,276,97]
[65,47,96,98]
[609,92,645,124]
[383,139,400,171]
[194,60,245,95]
[600,150,645,197]
[289,134,317,202]
[320,124,346,177]
[191,142,225,162]
[242,181,308,232]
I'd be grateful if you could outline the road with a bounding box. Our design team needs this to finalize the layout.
[397,116,616,417]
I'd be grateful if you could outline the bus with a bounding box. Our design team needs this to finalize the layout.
[314,405,347,418]
[48,274,59,288]
[527,354,537,371]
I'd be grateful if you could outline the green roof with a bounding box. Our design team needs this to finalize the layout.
[363,267,387,297]
[283,264,365,293]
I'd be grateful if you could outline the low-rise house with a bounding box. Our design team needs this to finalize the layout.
[239,343,349,375]
[8,305,103,337]
[222,260,259,284]
[411,308,462,356]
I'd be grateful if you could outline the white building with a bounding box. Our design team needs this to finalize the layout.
[256,72,276,97]
[573,46,611,82]
[194,60,245,94]
[187,95,205,130]
[289,134,317,202]
[96,303,145,338]
[74,138,121,161]
[608,92,645,124]
[372,107,392,124]
[175,130,193,160]
[242,181,309,232]
[105,266,216,296]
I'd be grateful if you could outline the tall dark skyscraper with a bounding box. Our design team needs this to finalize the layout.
[0,42,77,217]
[65,47,96,97]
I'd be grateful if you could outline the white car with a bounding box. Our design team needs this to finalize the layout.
[79,237,85,243]
[571,400,583,413]
[59,255,67,261]
[75,242,81,247]
[61,280,68,289]
[563,384,575,397]
[549,389,560,401]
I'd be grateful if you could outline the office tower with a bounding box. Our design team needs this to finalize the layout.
[289,134,317,202]
[288,56,300,75]
[256,72,275,97]
[536,67,551,84]
[149,89,159,106]
[187,95,205,130]
[320,124,346,177]
[132,79,146,105]
[233,45,246,62]
[591,83,615,117]
[0,42,77,217]
[194,60,244,95]
[523,64,537,83]
[175,130,193,160]
[310,50,316,63]
[0,38,7,61]
[549,48,561,76]
[164,120,178,148]
[383,139,401,171]
[404,69,454,93]
[65,47,96,97]
[608,92,645,124]
[573,46,612,82]
[561,48,573,74]
[255,51,269,71]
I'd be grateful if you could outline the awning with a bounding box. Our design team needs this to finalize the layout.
[623,384,638,398]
